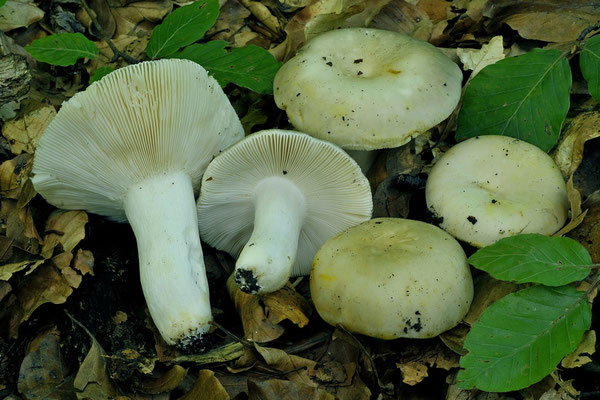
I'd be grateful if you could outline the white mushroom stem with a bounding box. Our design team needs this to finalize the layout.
[124,171,212,346]
[235,177,307,293]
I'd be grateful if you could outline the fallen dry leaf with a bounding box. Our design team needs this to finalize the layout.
[397,342,459,385]
[567,201,600,262]
[6,259,82,337]
[0,154,33,200]
[141,365,187,394]
[552,112,600,235]
[248,378,335,400]
[398,360,428,385]
[439,324,470,356]
[73,249,95,276]
[227,275,311,342]
[17,329,73,400]
[73,331,118,400]
[457,35,504,77]
[254,343,316,386]
[463,273,520,326]
[210,0,251,42]
[111,0,172,37]
[0,0,44,31]
[2,106,55,155]
[178,369,230,400]
[561,330,596,369]
[281,0,367,60]
[41,210,88,259]
[483,0,600,43]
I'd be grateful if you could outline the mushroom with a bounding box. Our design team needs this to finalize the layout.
[31,59,244,350]
[426,135,569,248]
[273,27,462,168]
[311,218,473,339]
[197,129,373,294]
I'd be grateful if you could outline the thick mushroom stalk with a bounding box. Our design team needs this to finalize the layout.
[125,171,211,346]
[235,177,307,293]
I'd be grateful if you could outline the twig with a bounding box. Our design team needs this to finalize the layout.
[79,0,139,64]
[578,23,600,42]
[284,331,331,355]
[210,320,255,348]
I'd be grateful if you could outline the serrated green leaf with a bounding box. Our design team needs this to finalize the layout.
[89,66,114,84]
[456,49,571,152]
[25,33,98,67]
[469,234,592,286]
[146,0,219,60]
[174,41,282,94]
[580,35,600,102]
[458,285,591,392]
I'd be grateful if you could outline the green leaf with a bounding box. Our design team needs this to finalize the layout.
[0,0,6,8]
[89,66,114,84]
[457,285,591,392]
[25,33,99,67]
[469,234,592,286]
[456,49,571,152]
[173,41,282,94]
[580,35,600,102]
[146,0,219,60]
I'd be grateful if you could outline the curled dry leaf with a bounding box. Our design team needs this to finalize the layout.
[17,329,72,400]
[41,210,88,259]
[280,0,367,60]
[238,0,283,37]
[561,330,596,369]
[1,106,56,155]
[483,0,600,43]
[553,112,600,235]
[227,274,311,342]
[178,369,230,400]
[141,365,187,394]
[457,35,505,77]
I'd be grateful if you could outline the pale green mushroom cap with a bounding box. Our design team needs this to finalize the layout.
[426,135,569,248]
[311,218,473,340]
[273,27,462,151]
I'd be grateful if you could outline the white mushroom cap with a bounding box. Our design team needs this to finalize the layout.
[197,129,373,294]
[32,59,244,350]
[33,59,243,221]
[273,27,462,151]
[426,135,569,248]
[311,218,473,339]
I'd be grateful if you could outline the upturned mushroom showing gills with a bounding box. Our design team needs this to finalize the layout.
[273,27,462,163]
[31,59,244,351]
[197,129,373,294]
[426,135,568,248]
[311,218,473,339]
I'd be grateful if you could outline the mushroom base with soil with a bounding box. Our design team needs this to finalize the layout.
[235,176,307,294]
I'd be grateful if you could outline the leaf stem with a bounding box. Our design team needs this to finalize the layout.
[79,0,139,64]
